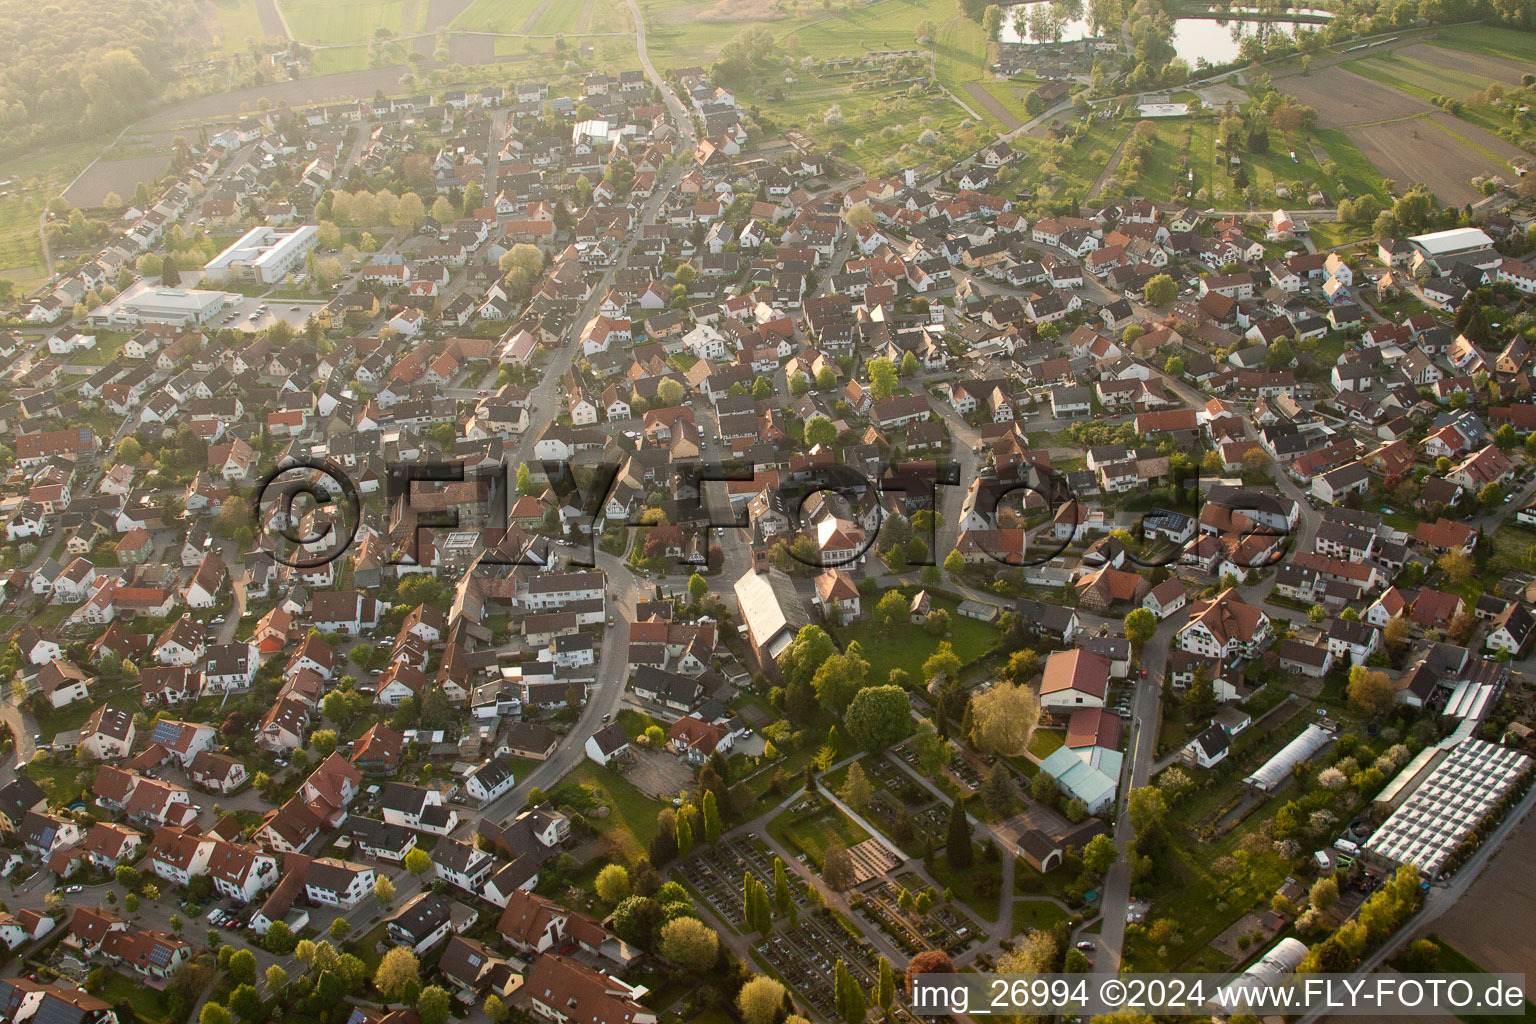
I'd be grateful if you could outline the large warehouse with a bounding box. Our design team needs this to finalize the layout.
[202,224,319,284]
[88,282,231,330]
[1407,227,1499,274]
[1364,738,1531,879]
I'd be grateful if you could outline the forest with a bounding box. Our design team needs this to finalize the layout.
[0,0,195,159]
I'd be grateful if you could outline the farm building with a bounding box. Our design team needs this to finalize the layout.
[1242,723,1333,791]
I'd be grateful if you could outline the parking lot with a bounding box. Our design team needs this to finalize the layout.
[215,295,327,333]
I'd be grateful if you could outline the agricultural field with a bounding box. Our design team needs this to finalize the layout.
[204,0,280,49]
[0,141,101,294]
[63,155,172,209]
[1276,62,1433,129]
[283,0,408,44]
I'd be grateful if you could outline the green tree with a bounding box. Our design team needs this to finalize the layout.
[702,789,723,844]
[1144,274,1177,305]
[374,875,396,907]
[596,864,631,904]
[844,685,912,751]
[875,590,907,629]
[374,947,420,1001]
[1081,833,1118,878]
[738,977,788,1024]
[416,987,451,1024]
[688,572,708,604]
[805,415,837,448]
[943,549,966,580]
[676,810,695,857]
[867,357,898,400]
[659,916,718,970]
[945,797,973,868]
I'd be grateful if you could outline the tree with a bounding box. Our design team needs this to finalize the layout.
[773,857,792,916]
[200,1005,233,1024]
[374,875,396,907]
[265,965,288,992]
[265,920,297,955]
[1123,608,1158,656]
[1383,614,1412,654]
[982,4,1004,37]
[980,763,1014,815]
[867,357,898,400]
[844,685,912,751]
[402,847,432,878]
[1082,833,1118,878]
[738,976,788,1024]
[945,798,972,868]
[1127,786,1167,836]
[805,415,837,449]
[923,642,961,684]
[905,950,954,994]
[596,864,631,904]
[329,918,351,940]
[483,995,507,1023]
[161,255,180,287]
[660,916,718,970]
[374,946,420,1001]
[229,949,258,986]
[676,809,695,857]
[840,762,875,810]
[1347,666,1396,719]
[876,956,895,1009]
[1004,648,1039,684]
[687,573,708,605]
[228,985,263,1023]
[1309,875,1339,911]
[414,987,451,1024]
[1144,274,1177,305]
[823,845,856,890]
[875,590,908,630]
[968,681,1039,756]
[943,549,966,581]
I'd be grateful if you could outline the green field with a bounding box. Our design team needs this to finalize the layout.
[209,0,274,49]
[767,801,870,869]
[452,0,545,32]
[1011,898,1069,934]
[1432,22,1536,63]
[1346,52,1497,102]
[0,141,100,292]
[548,761,666,863]
[830,591,999,688]
[531,0,582,36]
[284,0,407,44]
[777,0,955,56]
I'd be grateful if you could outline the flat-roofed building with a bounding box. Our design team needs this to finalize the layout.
[203,225,319,284]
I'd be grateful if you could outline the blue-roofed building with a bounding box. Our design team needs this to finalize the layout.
[1038,746,1117,815]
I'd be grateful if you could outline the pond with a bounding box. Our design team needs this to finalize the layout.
[997,0,1331,66]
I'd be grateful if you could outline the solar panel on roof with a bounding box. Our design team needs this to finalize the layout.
[149,943,174,966]
[151,721,181,745]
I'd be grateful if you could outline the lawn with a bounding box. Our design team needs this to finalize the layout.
[830,590,999,688]
[924,849,1003,922]
[283,0,407,44]
[100,971,171,1024]
[1011,898,1069,935]
[548,761,666,863]
[25,759,97,807]
[1027,729,1065,759]
[766,801,869,870]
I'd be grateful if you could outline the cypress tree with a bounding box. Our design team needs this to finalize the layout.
[945,797,973,869]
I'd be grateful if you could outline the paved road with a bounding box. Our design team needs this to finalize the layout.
[453,4,693,831]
